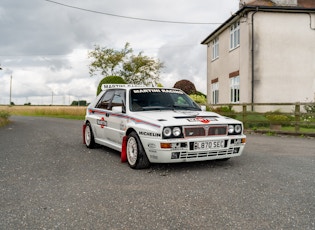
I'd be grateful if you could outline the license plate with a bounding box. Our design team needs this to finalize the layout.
[193,140,225,150]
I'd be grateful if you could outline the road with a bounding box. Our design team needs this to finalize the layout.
[0,116,314,230]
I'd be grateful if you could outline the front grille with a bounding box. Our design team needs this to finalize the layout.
[183,125,227,137]
[184,127,205,137]
[179,148,235,159]
[208,126,227,136]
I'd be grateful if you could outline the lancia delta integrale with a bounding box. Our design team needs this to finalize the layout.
[83,84,246,169]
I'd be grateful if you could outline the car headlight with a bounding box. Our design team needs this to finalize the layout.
[228,124,242,135]
[163,127,172,137]
[163,126,183,139]
[228,125,235,134]
[173,127,181,137]
[234,124,242,134]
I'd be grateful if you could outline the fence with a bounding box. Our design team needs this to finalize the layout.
[208,102,315,137]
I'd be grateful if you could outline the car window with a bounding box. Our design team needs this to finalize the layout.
[111,90,126,111]
[130,88,201,111]
[96,89,115,109]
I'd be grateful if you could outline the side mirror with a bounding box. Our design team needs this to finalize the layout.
[112,106,123,113]
[201,105,206,111]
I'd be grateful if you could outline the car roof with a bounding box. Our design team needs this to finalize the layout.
[101,84,181,91]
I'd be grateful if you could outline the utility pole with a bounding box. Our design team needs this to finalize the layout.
[9,75,12,105]
[51,91,54,105]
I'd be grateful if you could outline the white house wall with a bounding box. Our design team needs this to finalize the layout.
[207,18,251,105]
[253,12,315,103]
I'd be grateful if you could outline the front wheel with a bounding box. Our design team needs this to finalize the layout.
[85,123,96,148]
[126,131,150,169]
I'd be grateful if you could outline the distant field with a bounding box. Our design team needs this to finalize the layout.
[0,105,86,120]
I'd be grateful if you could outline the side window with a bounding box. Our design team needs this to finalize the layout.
[96,90,115,109]
[230,76,240,103]
[111,90,126,110]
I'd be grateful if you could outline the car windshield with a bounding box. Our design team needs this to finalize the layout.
[129,88,201,112]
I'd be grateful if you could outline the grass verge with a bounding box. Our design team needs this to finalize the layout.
[0,105,86,122]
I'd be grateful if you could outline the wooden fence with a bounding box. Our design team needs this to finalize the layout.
[208,102,315,137]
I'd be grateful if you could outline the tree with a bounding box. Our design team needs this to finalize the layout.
[97,76,126,95]
[88,43,164,86]
[173,79,197,95]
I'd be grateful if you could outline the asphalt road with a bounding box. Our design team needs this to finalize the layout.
[0,116,314,230]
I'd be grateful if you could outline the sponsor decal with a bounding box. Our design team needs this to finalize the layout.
[196,117,211,124]
[187,117,212,123]
[132,89,183,94]
[148,143,157,148]
[139,131,161,137]
[97,117,107,128]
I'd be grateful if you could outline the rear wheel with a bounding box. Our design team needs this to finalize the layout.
[85,123,96,148]
[126,131,150,169]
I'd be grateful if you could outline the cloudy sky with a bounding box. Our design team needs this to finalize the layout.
[0,0,239,105]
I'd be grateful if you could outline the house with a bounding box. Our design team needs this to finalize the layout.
[201,0,315,111]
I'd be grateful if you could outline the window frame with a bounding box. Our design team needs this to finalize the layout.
[212,37,219,60]
[211,82,219,104]
[230,21,240,50]
[230,76,240,103]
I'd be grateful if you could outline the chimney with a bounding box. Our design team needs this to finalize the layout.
[239,0,254,8]
[271,0,297,6]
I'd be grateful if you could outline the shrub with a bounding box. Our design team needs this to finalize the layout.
[173,79,196,95]
[211,106,237,119]
[265,110,291,125]
[97,76,126,95]
[0,110,10,127]
[189,94,207,104]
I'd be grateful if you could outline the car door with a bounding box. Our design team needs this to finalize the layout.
[93,89,115,141]
[105,89,126,145]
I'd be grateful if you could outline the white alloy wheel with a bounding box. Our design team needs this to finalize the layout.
[127,136,138,166]
[85,123,95,148]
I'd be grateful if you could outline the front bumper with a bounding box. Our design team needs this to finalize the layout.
[141,136,246,163]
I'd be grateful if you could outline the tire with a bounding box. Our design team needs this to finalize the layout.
[126,131,150,169]
[85,122,96,149]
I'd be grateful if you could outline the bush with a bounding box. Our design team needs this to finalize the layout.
[0,110,10,127]
[303,102,315,121]
[265,110,291,125]
[97,76,126,95]
[189,94,207,104]
[173,79,196,95]
[211,106,237,119]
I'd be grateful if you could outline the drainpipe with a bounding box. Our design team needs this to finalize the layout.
[251,7,259,111]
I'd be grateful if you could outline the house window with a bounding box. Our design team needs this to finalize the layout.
[211,79,219,104]
[230,21,240,50]
[212,37,219,60]
[230,76,240,103]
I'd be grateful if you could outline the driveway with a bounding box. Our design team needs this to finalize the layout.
[0,116,314,229]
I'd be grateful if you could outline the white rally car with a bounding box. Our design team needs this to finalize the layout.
[83,84,246,169]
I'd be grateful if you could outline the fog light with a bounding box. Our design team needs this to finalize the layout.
[171,152,180,159]
[233,147,240,153]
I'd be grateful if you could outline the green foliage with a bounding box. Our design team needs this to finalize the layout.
[88,42,163,86]
[265,110,291,124]
[97,76,126,95]
[303,101,315,121]
[211,106,237,119]
[0,110,10,119]
[189,94,207,104]
[122,52,163,86]
[173,79,196,95]
[71,100,88,106]
[0,110,10,127]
